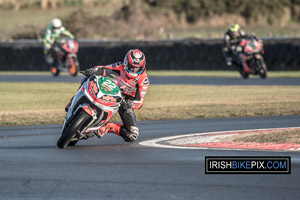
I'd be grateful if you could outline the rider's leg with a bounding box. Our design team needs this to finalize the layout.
[117,105,139,142]
[44,49,55,65]
[223,47,232,66]
[96,123,123,138]
[97,105,139,141]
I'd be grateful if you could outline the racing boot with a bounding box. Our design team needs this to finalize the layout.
[119,126,139,142]
[95,123,122,138]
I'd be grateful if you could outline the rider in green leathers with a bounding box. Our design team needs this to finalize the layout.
[43,18,75,65]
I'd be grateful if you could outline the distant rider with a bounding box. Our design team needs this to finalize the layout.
[66,49,149,142]
[222,23,248,67]
[43,18,74,66]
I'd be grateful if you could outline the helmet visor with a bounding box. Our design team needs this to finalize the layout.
[126,63,144,75]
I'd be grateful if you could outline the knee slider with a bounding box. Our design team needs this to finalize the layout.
[120,126,139,142]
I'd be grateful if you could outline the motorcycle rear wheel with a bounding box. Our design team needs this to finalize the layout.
[239,70,249,79]
[57,110,91,148]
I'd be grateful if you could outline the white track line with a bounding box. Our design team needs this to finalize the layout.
[139,127,300,150]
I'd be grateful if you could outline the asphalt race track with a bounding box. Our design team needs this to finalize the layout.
[0,116,300,200]
[0,74,300,85]
[0,74,300,199]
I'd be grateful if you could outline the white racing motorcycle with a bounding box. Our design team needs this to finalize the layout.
[57,70,124,148]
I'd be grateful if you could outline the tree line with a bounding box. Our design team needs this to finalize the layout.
[1,0,300,24]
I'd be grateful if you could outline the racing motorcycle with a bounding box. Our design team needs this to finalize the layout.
[57,70,124,148]
[235,36,267,79]
[50,35,80,77]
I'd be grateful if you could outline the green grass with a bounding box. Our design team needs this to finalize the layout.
[1,70,300,77]
[166,26,300,39]
[0,82,299,126]
[225,129,300,144]
[147,70,300,77]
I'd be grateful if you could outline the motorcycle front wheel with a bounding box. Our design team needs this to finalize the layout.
[258,59,267,79]
[57,110,91,148]
[68,57,79,77]
[50,66,60,77]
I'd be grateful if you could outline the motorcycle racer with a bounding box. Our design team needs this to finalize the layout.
[222,23,248,67]
[66,49,149,142]
[43,18,75,66]
[223,23,263,73]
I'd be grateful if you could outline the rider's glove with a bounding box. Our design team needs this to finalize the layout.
[122,99,135,110]
[84,68,95,77]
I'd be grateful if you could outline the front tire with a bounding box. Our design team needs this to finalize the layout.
[68,140,79,146]
[57,110,91,148]
[50,66,60,77]
[258,59,267,79]
[68,57,79,77]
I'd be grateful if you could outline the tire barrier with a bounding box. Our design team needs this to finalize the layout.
[0,38,299,71]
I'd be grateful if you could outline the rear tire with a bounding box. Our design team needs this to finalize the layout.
[57,110,91,148]
[239,70,249,79]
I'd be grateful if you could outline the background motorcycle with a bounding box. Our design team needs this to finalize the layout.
[234,36,267,79]
[57,70,124,148]
[50,35,80,77]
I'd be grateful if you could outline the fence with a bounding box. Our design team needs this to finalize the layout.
[0,38,299,71]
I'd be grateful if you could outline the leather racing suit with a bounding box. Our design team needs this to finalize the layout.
[92,62,149,142]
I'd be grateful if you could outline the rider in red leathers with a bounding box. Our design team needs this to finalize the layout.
[66,49,149,142]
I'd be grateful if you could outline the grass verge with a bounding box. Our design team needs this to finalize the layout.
[0,82,300,126]
[1,70,300,77]
[223,129,300,144]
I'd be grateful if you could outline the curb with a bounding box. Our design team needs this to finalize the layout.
[139,127,300,151]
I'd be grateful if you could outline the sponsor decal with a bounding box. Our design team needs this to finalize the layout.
[205,156,291,174]
[98,77,119,95]
[102,95,117,102]
[141,78,149,85]
[90,81,98,94]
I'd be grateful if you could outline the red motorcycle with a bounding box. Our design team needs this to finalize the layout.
[236,36,267,79]
[50,35,80,76]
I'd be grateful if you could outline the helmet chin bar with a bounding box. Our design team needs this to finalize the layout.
[126,70,138,78]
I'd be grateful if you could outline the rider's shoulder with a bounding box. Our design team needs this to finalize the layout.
[116,62,125,68]
[138,71,149,85]
[224,34,230,40]
[240,30,246,36]
[45,26,52,33]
